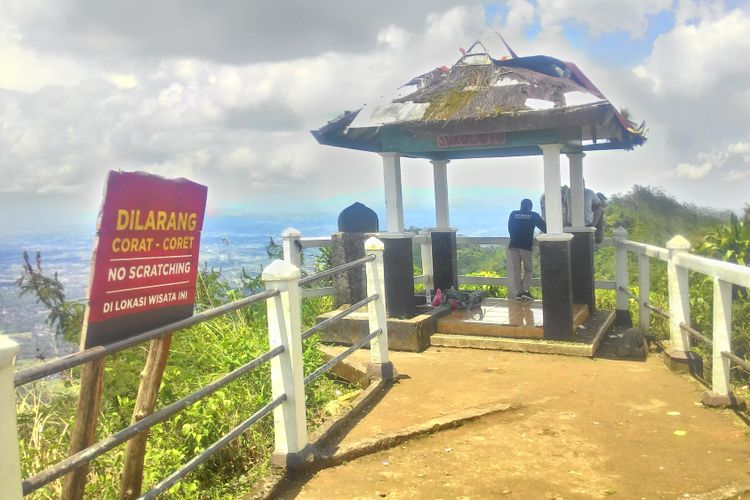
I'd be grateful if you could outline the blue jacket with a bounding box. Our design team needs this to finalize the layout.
[508,210,546,251]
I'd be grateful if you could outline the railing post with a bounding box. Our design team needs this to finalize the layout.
[281,227,302,267]
[364,237,396,381]
[262,260,312,467]
[419,230,434,293]
[664,235,700,373]
[613,226,632,326]
[0,336,23,500]
[702,278,738,407]
[638,253,650,332]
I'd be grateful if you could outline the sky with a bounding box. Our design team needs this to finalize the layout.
[1,0,749,229]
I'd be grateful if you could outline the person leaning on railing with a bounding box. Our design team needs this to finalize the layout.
[507,199,547,301]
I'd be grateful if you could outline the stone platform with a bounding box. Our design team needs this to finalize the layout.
[436,298,589,339]
[316,297,612,356]
[315,304,451,352]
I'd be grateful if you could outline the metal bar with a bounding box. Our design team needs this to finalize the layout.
[679,322,713,346]
[722,351,750,374]
[619,285,671,320]
[595,280,616,290]
[21,345,284,495]
[301,295,378,341]
[456,236,509,245]
[304,329,381,386]
[139,394,286,500]
[300,287,334,298]
[298,255,375,287]
[619,286,639,302]
[644,303,670,320]
[14,289,280,387]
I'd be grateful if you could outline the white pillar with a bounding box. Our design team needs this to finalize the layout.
[711,278,732,396]
[263,260,309,466]
[540,144,564,234]
[614,226,630,314]
[365,237,390,368]
[568,152,585,228]
[638,253,651,332]
[0,336,22,500]
[419,231,434,291]
[430,159,450,229]
[666,235,692,353]
[380,153,404,233]
[281,227,302,267]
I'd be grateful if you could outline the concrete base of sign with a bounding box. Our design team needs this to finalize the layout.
[663,348,703,375]
[271,443,316,469]
[701,391,745,409]
[316,305,451,352]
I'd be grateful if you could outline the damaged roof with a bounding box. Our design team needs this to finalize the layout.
[312,42,646,160]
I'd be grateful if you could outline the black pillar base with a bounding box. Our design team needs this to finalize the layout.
[379,233,415,318]
[430,229,458,293]
[331,232,369,308]
[537,234,574,340]
[566,227,596,312]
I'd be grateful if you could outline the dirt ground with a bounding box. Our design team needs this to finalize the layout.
[276,346,750,499]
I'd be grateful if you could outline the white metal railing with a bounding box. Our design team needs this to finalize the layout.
[281,228,617,296]
[613,226,750,402]
[1,237,390,499]
[281,228,334,298]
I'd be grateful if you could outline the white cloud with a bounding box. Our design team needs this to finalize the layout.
[537,0,672,37]
[633,8,750,96]
[1,1,749,218]
[728,141,750,162]
[724,169,750,181]
[675,162,713,179]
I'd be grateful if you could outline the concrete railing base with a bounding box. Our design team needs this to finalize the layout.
[701,391,745,409]
[270,444,316,468]
[366,361,397,382]
[663,349,703,375]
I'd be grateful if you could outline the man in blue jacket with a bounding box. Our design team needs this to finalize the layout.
[507,199,546,300]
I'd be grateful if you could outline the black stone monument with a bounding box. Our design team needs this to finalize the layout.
[331,203,378,308]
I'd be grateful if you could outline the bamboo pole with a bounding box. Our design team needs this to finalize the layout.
[61,358,106,500]
[118,334,173,500]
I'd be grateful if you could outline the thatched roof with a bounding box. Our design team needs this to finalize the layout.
[312,43,646,159]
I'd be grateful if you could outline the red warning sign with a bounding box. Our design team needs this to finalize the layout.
[82,171,207,349]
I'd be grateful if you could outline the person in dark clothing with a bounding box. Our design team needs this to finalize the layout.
[507,199,546,300]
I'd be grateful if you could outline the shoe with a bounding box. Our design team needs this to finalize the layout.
[519,291,534,301]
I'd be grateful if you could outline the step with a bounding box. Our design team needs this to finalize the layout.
[431,310,615,358]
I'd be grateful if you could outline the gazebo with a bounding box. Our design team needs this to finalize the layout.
[312,42,645,341]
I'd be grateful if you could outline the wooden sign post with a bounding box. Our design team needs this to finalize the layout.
[62,172,207,499]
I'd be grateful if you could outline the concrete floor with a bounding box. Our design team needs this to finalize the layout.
[277,346,750,499]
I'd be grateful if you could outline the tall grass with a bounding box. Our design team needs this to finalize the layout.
[17,270,352,499]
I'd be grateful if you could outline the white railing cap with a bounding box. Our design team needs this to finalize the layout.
[364,236,385,251]
[281,227,302,238]
[262,259,301,281]
[666,235,691,251]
